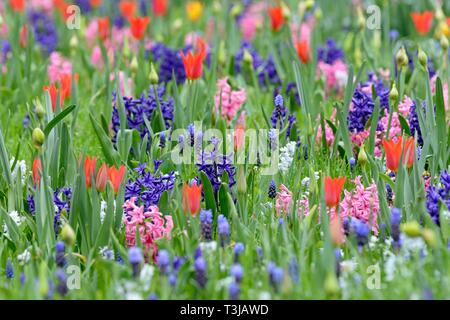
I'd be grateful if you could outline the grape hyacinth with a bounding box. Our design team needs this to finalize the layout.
[5,259,14,279]
[200,209,213,241]
[267,261,284,291]
[271,94,287,129]
[55,241,66,268]
[234,243,245,262]
[229,281,240,300]
[128,247,143,277]
[350,218,370,248]
[288,257,299,284]
[218,214,230,247]
[55,269,68,297]
[157,250,170,275]
[390,208,402,248]
[230,263,243,283]
[194,257,207,288]
[268,179,277,199]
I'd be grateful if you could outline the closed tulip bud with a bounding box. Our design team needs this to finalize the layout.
[422,228,437,247]
[440,35,449,50]
[357,145,368,166]
[389,83,398,102]
[357,9,365,30]
[314,7,323,20]
[230,4,242,18]
[69,35,78,51]
[61,223,76,247]
[212,1,221,14]
[32,128,45,148]
[35,99,45,119]
[396,46,408,68]
[149,63,159,85]
[400,221,422,237]
[281,2,291,20]
[123,36,130,59]
[324,272,339,296]
[305,0,315,11]
[172,18,182,32]
[435,8,444,21]
[418,48,428,69]
[237,166,247,194]
[96,163,108,192]
[440,21,450,37]
[130,56,138,73]
[243,49,253,68]
[218,41,226,65]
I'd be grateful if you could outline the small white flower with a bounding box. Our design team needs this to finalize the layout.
[199,241,217,252]
[9,210,24,226]
[301,177,310,187]
[18,249,31,265]
[258,291,272,300]
[99,246,114,260]
[335,70,348,88]
[217,276,233,288]
[278,141,296,174]
[340,260,357,273]
[140,264,155,291]
[10,158,27,184]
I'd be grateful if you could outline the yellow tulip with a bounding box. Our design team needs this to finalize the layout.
[186,1,203,22]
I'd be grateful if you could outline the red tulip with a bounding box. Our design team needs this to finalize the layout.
[43,84,58,112]
[296,40,310,64]
[152,0,168,17]
[381,136,415,172]
[97,17,110,41]
[180,37,207,81]
[411,11,433,34]
[324,176,346,208]
[182,182,202,216]
[32,158,42,186]
[20,25,27,48]
[84,155,97,188]
[108,165,126,194]
[267,6,284,32]
[9,0,25,12]
[96,163,108,192]
[90,0,102,8]
[119,0,137,20]
[129,16,151,40]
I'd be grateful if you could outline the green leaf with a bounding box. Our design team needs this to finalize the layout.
[200,172,216,214]
[89,113,121,166]
[43,104,76,136]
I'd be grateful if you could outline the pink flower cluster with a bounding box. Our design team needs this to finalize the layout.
[239,2,265,41]
[47,52,72,83]
[316,60,348,97]
[275,184,293,216]
[123,197,173,259]
[214,77,247,124]
[337,176,380,233]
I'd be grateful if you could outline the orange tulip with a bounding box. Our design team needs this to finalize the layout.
[108,165,126,194]
[84,155,97,188]
[180,37,207,81]
[267,6,284,32]
[234,123,246,151]
[296,40,310,64]
[97,17,110,41]
[152,0,168,17]
[96,163,109,192]
[119,0,137,20]
[129,16,151,40]
[9,0,25,12]
[32,158,42,186]
[411,11,433,34]
[381,136,415,172]
[43,84,59,112]
[324,176,346,208]
[182,182,202,216]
